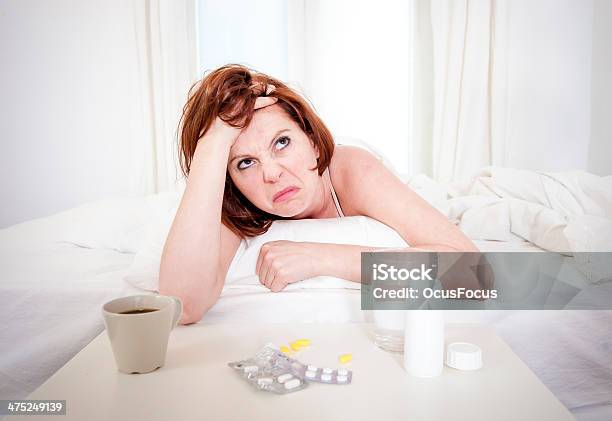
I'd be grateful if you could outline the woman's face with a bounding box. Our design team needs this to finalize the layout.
[227,104,322,218]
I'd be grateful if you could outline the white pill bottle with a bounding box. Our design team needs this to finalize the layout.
[403,310,445,377]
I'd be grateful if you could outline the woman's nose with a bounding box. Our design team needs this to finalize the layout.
[261,161,282,183]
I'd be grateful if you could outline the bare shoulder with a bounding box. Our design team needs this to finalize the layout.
[328,145,478,251]
[330,145,379,178]
[328,145,382,216]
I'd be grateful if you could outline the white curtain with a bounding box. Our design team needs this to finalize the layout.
[428,0,595,182]
[132,0,197,194]
[430,0,494,183]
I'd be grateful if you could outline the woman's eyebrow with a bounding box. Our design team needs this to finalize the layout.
[230,129,290,163]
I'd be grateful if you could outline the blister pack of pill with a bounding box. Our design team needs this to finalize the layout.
[228,348,308,394]
[302,365,352,384]
[257,344,353,385]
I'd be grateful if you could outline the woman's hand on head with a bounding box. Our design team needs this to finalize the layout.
[204,116,243,146]
[255,240,319,292]
[202,89,278,146]
[253,83,277,110]
[254,95,277,110]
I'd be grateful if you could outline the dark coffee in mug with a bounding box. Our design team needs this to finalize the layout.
[119,308,160,315]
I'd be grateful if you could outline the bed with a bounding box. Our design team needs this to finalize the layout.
[1,167,611,420]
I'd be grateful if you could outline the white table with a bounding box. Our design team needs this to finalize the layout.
[8,323,574,421]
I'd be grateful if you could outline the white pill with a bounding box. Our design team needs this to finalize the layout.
[243,365,259,373]
[321,373,332,381]
[284,378,301,390]
[277,373,293,383]
[323,368,333,374]
[305,370,316,378]
[307,365,318,371]
[337,368,348,376]
[337,375,348,382]
[257,377,273,386]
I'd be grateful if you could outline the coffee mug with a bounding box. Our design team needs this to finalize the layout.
[102,294,183,374]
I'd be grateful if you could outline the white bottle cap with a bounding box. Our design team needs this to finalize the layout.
[446,342,483,371]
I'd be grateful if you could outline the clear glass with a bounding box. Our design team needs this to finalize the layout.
[374,327,404,353]
[372,310,406,353]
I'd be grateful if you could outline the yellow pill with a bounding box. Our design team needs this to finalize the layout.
[280,346,291,354]
[290,342,301,351]
[295,339,310,347]
[338,353,352,364]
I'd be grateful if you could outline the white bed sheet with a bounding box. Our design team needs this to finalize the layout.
[1,212,610,420]
[0,242,142,400]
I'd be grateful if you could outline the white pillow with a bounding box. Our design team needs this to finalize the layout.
[226,216,409,290]
[123,204,179,290]
[123,215,409,292]
[57,191,182,253]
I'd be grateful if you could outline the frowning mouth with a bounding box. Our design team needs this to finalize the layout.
[273,187,299,203]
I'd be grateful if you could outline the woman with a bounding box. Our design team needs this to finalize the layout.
[159,64,479,324]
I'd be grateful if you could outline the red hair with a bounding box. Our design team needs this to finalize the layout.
[178,64,335,238]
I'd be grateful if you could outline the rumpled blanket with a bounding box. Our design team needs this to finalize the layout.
[407,167,612,253]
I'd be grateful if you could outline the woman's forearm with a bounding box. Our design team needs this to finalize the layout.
[321,243,477,283]
[321,244,385,283]
[158,135,230,323]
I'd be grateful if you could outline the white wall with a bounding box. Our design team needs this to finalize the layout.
[0,0,148,228]
[498,0,610,176]
[589,0,612,176]
[497,0,594,173]
[196,0,289,80]
[303,0,413,175]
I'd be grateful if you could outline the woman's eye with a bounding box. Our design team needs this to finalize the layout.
[274,136,291,150]
[237,159,253,170]
[236,137,289,170]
